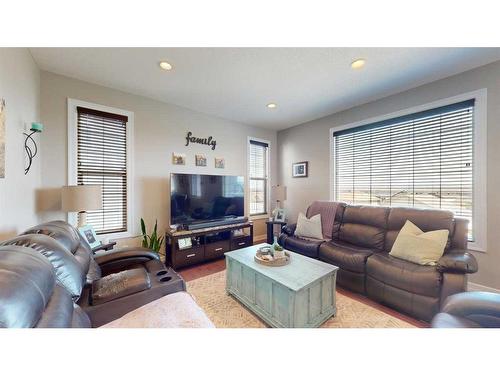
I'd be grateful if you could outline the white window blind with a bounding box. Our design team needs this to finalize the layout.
[249,140,269,215]
[333,99,474,239]
[77,106,128,235]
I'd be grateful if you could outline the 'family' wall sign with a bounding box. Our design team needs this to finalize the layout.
[185,131,217,150]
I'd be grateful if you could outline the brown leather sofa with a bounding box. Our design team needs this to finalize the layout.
[0,245,92,328]
[431,291,500,328]
[279,202,478,321]
[1,220,185,327]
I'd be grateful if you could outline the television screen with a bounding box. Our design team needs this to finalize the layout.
[170,173,245,225]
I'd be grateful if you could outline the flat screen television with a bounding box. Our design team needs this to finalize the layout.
[170,173,245,226]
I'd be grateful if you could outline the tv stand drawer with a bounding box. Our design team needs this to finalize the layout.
[174,246,204,268]
[205,240,230,259]
[231,236,252,250]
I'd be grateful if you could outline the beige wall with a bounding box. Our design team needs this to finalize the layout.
[0,48,41,239]
[40,71,276,243]
[278,60,500,290]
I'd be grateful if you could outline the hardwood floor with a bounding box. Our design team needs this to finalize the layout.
[179,257,429,328]
[179,258,226,282]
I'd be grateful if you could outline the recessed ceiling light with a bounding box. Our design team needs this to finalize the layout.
[267,103,277,109]
[159,61,173,71]
[351,58,366,69]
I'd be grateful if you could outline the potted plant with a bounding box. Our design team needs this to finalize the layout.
[140,218,164,254]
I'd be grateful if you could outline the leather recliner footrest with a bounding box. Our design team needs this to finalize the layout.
[91,268,151,305]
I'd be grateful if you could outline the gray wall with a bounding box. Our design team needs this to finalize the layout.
[0,48,41,240]
[40,71,277,242]
[278,60,500,290]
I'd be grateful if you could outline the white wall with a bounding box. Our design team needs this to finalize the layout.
[40,71,277,242]
[278,59,500,290]
[0,48,41,239]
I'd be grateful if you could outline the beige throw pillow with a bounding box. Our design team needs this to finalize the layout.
[389,220,449,266]
[295,212,323,240]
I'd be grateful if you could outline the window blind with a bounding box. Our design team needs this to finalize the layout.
[249,140,269,215]
[333,99,474,239]
[77,106,128,235]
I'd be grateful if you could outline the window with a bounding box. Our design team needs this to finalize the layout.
[333,99,476,240]
[248,139,269,215]
[68,99,133,237]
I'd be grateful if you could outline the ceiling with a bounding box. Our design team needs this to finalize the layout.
[30,48,500,130]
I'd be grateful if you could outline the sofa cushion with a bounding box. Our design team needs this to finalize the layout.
[1,234,86,300]
[366,253,442,297]
[282,236,323,258]
[338,206,389,251]
[295,212,323,240]
[91,268,151,305]
[319,240,374,273]
[389,220,449,266]
[431,312,481,328]
[23,220,101,281]
[0,246,56,328]
[385,207,454,251]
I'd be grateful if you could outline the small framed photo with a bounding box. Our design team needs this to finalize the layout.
[215,157,225,169]
[177,237,192,250]
[172,152,186,165]
[78,225,101,250]
[292,161,308,178]
[195,154,207,167]
[274,208,286,222]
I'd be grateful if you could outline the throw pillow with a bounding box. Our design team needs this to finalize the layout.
[389,220,449,266]
[295,212,323,240]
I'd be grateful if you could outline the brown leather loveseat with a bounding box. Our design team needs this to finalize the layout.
[279,202,478,321]
[1,220,185,326]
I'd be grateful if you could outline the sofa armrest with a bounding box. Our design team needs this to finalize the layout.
[437,250,478,274]
[281,223,297,237]
[94,247,160,266]
[440,292,500,327]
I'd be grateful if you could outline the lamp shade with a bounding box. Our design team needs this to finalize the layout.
[61,185,103,212]
[272,185,287,202]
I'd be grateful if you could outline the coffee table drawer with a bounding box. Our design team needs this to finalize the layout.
[231,236,252,249]
[174,246,204,268]
[205,240,230,259]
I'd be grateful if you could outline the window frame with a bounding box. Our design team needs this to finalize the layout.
[67,98,134,241]
[329,89,487,252]
[247,136,271,218]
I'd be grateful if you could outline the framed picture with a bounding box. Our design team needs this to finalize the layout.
[292,161,308,178]
[0,98,5,179]
[274,208,286,222]
[177,237,192,250]
[195,154,207,166]
[78,225,101,249]
[215,157,225,169]
[172,152,186,165]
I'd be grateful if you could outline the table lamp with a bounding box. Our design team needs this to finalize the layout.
[61,185,103,226]
[271,185,287,219]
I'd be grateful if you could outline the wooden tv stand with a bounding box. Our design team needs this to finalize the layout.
[165,221,254,270]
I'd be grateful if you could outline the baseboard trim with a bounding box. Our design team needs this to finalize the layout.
[468,282,500,293]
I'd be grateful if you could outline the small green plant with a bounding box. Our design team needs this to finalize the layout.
[140,218,164,253]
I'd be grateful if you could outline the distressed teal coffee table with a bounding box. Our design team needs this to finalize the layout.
[225,245,338,328]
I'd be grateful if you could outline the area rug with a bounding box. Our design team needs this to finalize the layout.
[187,270,415,328]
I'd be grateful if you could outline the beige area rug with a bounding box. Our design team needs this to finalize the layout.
[187,270,414,328]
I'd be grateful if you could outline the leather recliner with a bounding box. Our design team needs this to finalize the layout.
[279,202,478,322]
[1,220,185,326]
[0,245,91,328]
[431,291,500,328]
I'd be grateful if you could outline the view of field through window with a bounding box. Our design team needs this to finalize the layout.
[334,101,474,240]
